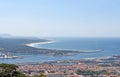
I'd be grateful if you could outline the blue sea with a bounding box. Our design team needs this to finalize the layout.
[0,37,120,63]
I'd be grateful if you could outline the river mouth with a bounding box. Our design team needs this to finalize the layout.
[25,40,103,53]
[0,37,120,64]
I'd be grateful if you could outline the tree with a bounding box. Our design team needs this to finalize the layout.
[0,63,27,77]
[32,73,46,77]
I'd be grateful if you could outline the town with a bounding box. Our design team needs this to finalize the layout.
[17,55,120,77]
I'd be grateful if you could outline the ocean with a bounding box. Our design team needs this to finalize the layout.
[0,37,120,63]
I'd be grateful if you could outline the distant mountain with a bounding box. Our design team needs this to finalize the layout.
[0,34,40,39]
[0,34,13,38]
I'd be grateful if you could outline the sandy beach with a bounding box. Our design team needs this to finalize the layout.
[25,40,102,53]
[25,40,55,49]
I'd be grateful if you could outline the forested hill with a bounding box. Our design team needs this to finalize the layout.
[0,37,47,54]
[0,37,81,56]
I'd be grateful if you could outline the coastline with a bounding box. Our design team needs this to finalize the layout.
[16,55,114,65]
[0,38,119,64]
[25,40,103,53]
[25,40,55,49]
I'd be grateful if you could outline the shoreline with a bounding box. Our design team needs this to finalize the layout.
[16,55,114,65]
[25,40,55,49]
[25,40,103,53]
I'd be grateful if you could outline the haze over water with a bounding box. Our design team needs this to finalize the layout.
[0,0,120,64]
[0,37,120,64]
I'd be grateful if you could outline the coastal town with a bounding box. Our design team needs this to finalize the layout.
[17,55,120,77]
[0,0,120,77]
[0,36,120,77]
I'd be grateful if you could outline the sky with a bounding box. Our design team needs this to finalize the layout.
[0,0,120,37]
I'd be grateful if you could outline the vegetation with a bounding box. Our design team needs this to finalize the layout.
[0,63,46,77]
[0,63,27,77]
[0,37,78,56]
[0,38,49,54]
[32,74,46,77]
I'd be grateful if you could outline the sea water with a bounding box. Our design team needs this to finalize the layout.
[0,37,120,63]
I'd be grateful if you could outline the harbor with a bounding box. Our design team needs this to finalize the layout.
[0,52,22,59]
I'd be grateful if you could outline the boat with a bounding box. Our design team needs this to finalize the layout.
[0,52,22,59]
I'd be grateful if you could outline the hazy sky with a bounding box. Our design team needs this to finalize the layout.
[0,0,120,37]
